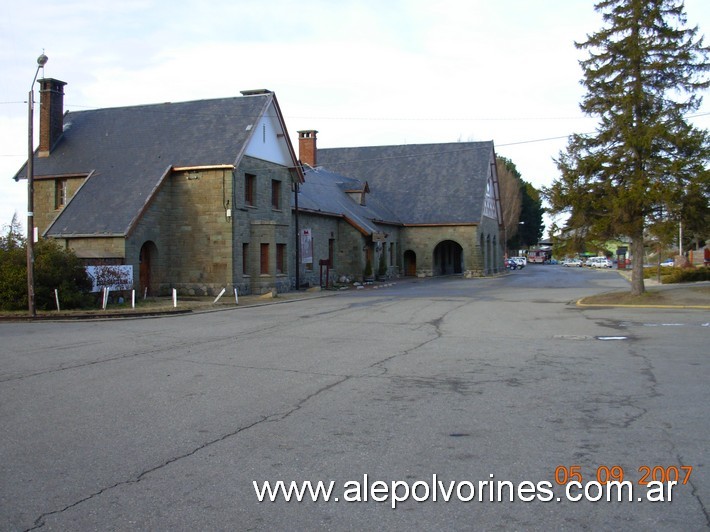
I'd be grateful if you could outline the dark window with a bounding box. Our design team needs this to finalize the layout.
[328,238,335,267]
[242,243,249,275]
[260,243,269,274]
[55,179,67,209]
[276,244,286,274]
[245,173,256,206]
[271,180,281,209]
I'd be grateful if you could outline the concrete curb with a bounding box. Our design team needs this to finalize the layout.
[576,299,710,310]
[0,291,339,322]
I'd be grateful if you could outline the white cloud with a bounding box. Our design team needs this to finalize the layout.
[1,0,709,233]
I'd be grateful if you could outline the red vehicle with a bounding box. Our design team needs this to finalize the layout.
[527,249,551,264]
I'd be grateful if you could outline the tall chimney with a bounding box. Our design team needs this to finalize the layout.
[298,130,318,167]
[38,78,67,157]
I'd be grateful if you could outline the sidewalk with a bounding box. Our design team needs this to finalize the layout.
[2,275,708,320]
[578,272,710,309]
[0,286,339,321]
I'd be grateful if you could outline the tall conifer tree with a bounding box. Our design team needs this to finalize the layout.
[545,0,710,295]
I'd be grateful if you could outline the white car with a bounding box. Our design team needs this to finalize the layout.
[510,256,527,268]
[587,257,613,268]
[562,258,583,267]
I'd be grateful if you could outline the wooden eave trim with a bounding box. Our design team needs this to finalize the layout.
[172,164,235,172]
[270,95,305,184]
[34,172,90,180]
[402,222,478,227]
[371,219,404,227]
[342,215,370,236]
[293,207,346,220]
[47,233,125,239]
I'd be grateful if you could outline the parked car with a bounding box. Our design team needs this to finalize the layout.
[661,258,675,267]
[562,258,583,267]
[587,257,613,268]
[505,258,518,270]
[510,256,527,268]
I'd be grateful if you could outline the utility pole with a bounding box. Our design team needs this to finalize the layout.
[27,53,48,317]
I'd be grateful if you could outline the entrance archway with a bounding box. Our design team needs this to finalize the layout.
[139,241,158,296]
[403,250,417,276]
[433,240,463,275]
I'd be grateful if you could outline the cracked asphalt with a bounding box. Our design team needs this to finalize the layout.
[1,266,708,530]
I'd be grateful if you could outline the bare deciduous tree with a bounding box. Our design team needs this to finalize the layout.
[497,158,522,247]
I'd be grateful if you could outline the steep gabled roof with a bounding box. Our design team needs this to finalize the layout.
[316,141,497,225]
[15,94,276,236]
[295,166,400,235]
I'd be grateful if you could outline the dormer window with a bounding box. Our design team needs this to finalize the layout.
[345,181,370,206]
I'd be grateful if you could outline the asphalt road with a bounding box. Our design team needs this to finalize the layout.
[1,266,708,530]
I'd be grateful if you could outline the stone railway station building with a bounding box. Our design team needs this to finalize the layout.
[14,79,505,296]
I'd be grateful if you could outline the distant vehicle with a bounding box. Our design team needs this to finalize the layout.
[661,258,675,267]
[511,256,527,268]
[505,258,518,270]
[527,250,550,264]
[549,259,559,265]
[588,257,613,268]
[562,258,583,267]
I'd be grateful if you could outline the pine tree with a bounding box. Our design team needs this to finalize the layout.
[545,0,710,295]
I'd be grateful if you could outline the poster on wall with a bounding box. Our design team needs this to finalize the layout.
[86,265,134,292]
[300,228,313,264]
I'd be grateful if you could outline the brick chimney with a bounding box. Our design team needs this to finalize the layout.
[298,130,318,167]
[38,78,67,157]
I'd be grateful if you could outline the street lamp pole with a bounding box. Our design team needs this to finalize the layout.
[27,53,48,317]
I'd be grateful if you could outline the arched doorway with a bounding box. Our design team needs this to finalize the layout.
[433,240,463,275]
[139,241,158,296]
[403,250,417,276]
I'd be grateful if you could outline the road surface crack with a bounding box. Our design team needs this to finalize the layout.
[26,375,349,531]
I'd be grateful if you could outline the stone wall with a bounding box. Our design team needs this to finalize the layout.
[232,157,294,295]
[33,176,87,236]
[127,167,234,296]
[66,237,125,259]
[294,212,341,288]
[400,225,480,277]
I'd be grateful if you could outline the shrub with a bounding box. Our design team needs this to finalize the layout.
[662,267,710,284]
[0,238,93,311]
[364,257,373,279]
[0,246,27,310]
[378,251,387,277]
[642,265,710,284]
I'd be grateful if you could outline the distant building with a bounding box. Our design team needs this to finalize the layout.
[296,131,503,283]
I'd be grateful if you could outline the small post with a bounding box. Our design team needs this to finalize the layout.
[143,287,148,300]
[131,289,136,309]
[102,287,110,310]
[172,288,177,308]
[234,287,239,305]
[54,289,60,312]
[213,287,226,304]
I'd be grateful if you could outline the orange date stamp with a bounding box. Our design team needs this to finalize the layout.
[554,465,693,486]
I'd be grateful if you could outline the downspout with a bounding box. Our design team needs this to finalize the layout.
[295,180,300,291]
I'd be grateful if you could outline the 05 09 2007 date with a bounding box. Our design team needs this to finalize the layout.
[554,465,693,486]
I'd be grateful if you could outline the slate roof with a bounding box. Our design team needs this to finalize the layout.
[14,94,273,236]
[316,142,496,225]
[295,166,400,235]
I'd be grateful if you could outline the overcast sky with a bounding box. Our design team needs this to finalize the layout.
[2,0,709,235]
